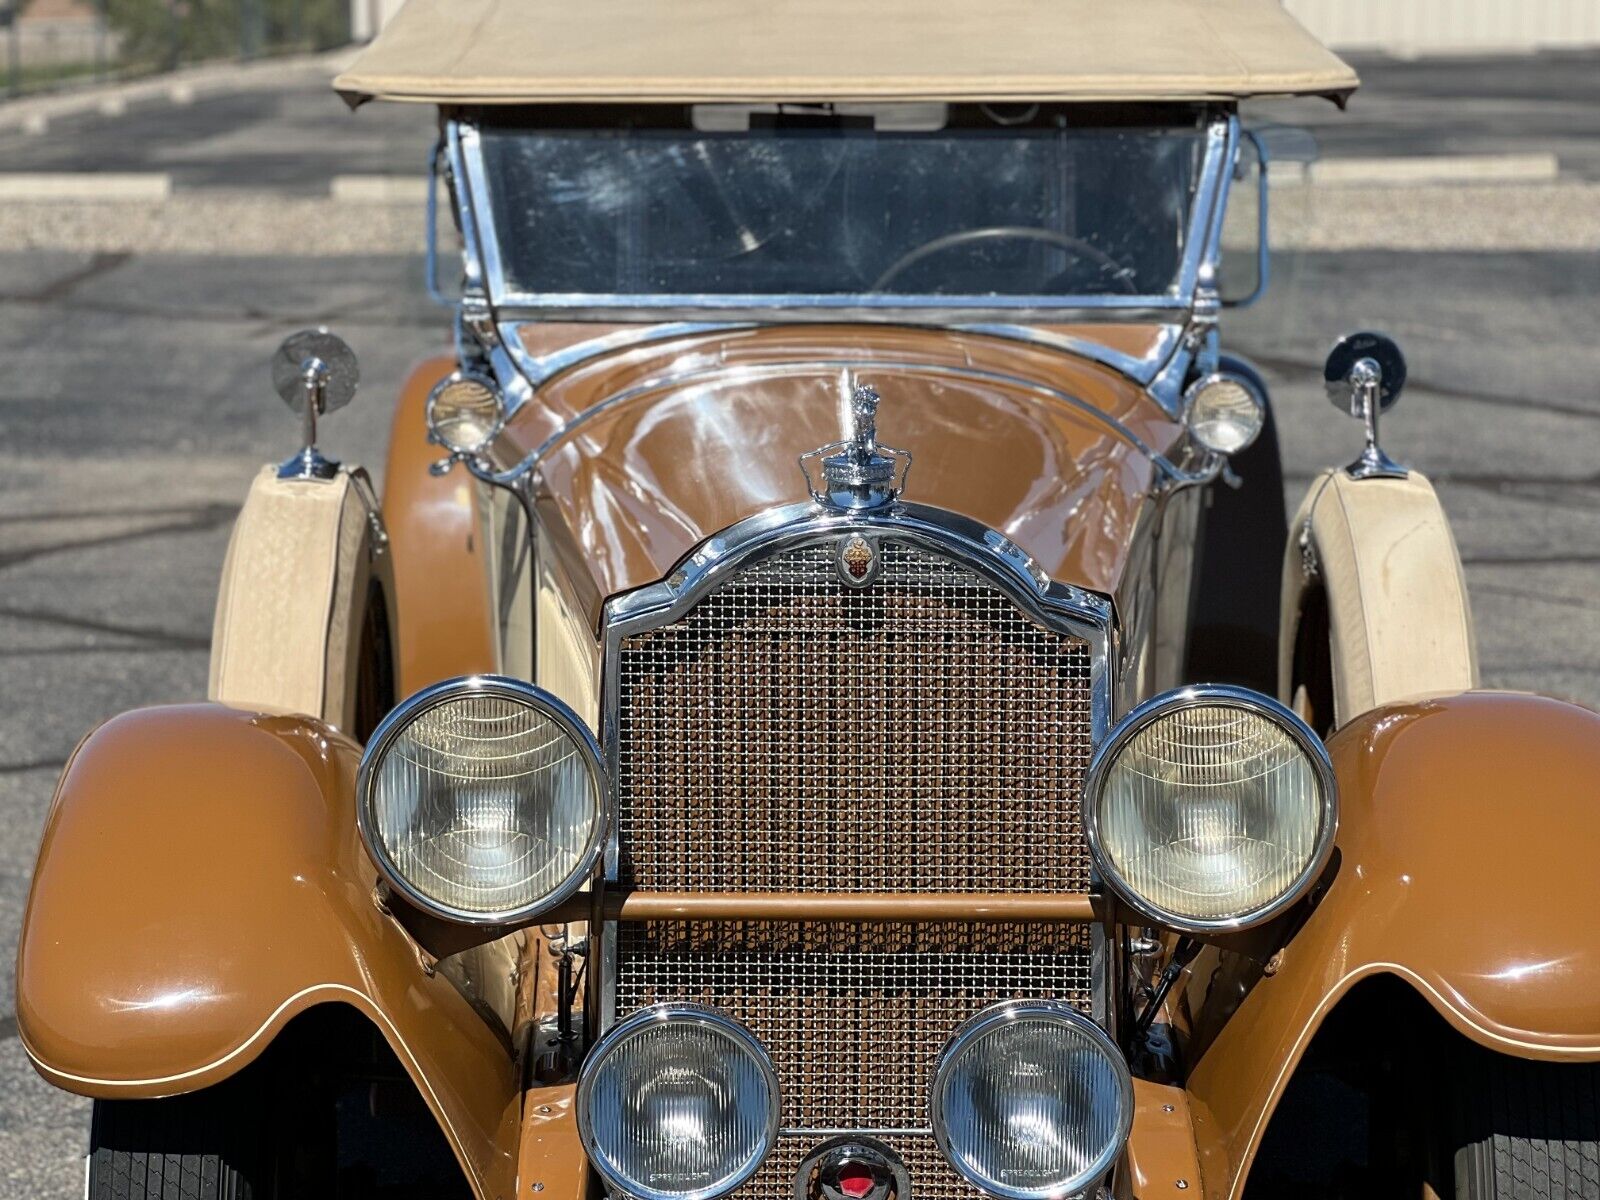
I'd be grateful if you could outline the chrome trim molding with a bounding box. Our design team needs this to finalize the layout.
[577,1002,782,1200]
[1081,683,1339,934]
[503,319,758,388]
[929,1000,1134,1200]
[355,674,611,927]
[960,321,1182,385]
[465,356,1194,493]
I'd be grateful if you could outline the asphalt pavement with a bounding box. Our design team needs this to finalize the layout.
[0,50,1597,1198]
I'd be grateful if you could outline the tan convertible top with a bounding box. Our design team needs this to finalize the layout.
[335,0,1358,107]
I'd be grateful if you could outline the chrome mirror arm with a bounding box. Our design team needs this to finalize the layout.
[1344,358,1408,480]
[1324,331,1409,481]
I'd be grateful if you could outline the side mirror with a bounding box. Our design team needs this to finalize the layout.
[272,328,359,481]
[1324,331,1409,481]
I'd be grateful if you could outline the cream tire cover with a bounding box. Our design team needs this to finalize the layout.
[209,466,389,732]
[1281,468,1478,728]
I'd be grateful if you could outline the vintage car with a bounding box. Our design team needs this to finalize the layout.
[17,1,1600,1198]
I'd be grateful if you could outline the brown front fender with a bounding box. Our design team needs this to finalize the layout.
[15,704,519,1200]
[1185,691,1600,1200]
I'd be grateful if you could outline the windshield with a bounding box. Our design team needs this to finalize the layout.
[472,111,1209,307]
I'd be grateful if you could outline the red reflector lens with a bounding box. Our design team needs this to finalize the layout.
[837,1168,875,1199]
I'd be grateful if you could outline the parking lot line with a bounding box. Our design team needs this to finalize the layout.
[1272,152,1561,187]
[330,174,431,203]
[0,173,172,201]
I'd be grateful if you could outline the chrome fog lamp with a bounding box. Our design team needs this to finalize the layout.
[426,369,505,456]
[578,1004,780,1200]
[1183,373,1265,456]
[357,675,606,924]
[931,1001,1133,1200]
[1085,685,1336,932]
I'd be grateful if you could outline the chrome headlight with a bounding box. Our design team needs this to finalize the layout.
[931,1001,1133,1200]
[1184,372,1265,456]
[578,1004,780,1200]
[1085,685,1336,932]
[357,675,606,924]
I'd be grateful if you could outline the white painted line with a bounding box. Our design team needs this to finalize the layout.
[330,174,429,204]
[168,81,195,105]
[95,96,127,118]
[0,172,172,201]
[1273,153,1561,188]
[20,112,49,136]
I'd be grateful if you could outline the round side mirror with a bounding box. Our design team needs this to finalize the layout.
[271,329,359,416]
[1324,331,1405,416]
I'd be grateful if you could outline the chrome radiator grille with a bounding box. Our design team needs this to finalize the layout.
[610,536,1101,1198]
[614,539,1096,894]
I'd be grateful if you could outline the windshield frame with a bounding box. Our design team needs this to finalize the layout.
[449,110,1237,321]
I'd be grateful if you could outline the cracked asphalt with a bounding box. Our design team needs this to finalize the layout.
[1,56,1598,1200]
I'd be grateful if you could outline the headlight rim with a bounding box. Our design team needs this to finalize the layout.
[576,1002,782,1200]
[355,673,609,927]
[1182,370,1267,457]
[930,999,1134,1200]
[425,367,506,457]
[1083,683,1338,933]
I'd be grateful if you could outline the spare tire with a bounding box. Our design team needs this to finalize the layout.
[1447,1049,1600,1199]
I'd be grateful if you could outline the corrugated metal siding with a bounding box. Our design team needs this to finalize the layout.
[1286,0,1600,52]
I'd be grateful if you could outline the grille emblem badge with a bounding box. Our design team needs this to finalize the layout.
[836,534,880,588]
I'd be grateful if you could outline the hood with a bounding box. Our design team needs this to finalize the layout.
[501,325,1182,626]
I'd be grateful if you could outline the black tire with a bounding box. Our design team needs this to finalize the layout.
[1183,354,1289,696]
[1448,1051,1600,1199]
[88,1083,270,1200]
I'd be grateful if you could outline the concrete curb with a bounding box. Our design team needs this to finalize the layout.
[0,46,360,134]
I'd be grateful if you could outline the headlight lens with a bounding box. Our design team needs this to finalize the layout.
[578,1005,780,1200]
[932,1001,1132,1200]
[1086,686,1336,931]
[357,675,606,924]
[1184,373,1265,456]
[426,370,504,456]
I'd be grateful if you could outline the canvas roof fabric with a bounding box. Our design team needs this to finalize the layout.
[335,0,1358,107]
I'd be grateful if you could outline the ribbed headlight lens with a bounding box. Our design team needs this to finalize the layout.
[357,675,606,924]
[1184,373,1265,456]
[932,1002,1132,1200]
[1086,686,1336,931]
[426,370,504,456]
[578,1005,780,1200]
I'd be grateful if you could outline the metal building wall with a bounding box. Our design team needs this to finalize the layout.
[1285,0,1600,53]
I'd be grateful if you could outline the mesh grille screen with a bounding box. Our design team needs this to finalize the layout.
[615,921,1095,1132]
[610,537,1101,1197]
[615,539,1095,894]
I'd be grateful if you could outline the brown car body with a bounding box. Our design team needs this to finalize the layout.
[17,4,1600,1199]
